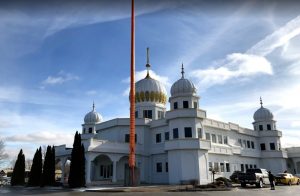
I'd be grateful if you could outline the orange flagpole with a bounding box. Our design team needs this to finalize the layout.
[129,0,136,186]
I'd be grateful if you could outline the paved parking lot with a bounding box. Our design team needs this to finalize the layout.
[1,184,299,195]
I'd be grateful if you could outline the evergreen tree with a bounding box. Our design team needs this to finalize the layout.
[50,146,56,185]
[11,149,25,186]
[68,131,86,188]
[81,144,86,187]
[41,145,55,186]
[28,147,42,186]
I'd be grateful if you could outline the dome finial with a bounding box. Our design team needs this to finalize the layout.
[260,96,263,108]
[92,101,95,111]
[146,47,151,78]
[181,63,185,78]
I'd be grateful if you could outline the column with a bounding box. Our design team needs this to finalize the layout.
[86,157,91,184]
[112,161,117,183]
[60,160,65,184]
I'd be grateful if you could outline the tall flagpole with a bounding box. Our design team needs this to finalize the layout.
[129,0,136,186]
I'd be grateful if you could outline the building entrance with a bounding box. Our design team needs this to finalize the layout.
[100,164,112,179]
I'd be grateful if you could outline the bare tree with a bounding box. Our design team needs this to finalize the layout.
[42,145,47,159]
[25,158,33,170]
[0,139,8,166]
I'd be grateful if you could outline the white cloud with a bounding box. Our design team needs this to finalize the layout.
[122,70,171,96]
[86,90,97,96]
[191,15,300,91]
[42,71,79,86]
[191,53,272,89]
[247,15,300,56]
[5,131,74,146]
[291,121,300,128]
[281,129,300,148]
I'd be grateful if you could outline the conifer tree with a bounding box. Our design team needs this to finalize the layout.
[28,147,42,186]
[81,144,86,187]
[41,145,55,186]
[50,146,56,185]
[68,131,86,187]
[11,149,25,186]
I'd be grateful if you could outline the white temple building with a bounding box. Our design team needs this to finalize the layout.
[55,51,300,185]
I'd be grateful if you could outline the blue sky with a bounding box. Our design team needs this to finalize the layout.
[1,0,300,166]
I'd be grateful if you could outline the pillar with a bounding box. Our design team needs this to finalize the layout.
[86,157,91,184]
[60,161,65,184]
[112,160,117,183]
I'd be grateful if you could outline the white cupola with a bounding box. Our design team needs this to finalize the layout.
[253,97,276,131]
[84,102,102,124]
[169,64,199,110]
[170,65,197,97]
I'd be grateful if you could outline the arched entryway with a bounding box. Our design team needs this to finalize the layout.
[91,155,113,181]
[55,157,71,184]
[117,156,128,182]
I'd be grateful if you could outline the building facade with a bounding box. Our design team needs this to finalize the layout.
[55,57,300,185]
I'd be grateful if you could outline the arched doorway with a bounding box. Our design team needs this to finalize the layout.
[55,157,71,184]
[92,155,113,181]
[117,156,128,182]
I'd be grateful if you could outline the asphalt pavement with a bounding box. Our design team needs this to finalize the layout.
[0,184,299,195]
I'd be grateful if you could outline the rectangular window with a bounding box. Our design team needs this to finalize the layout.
[214,162,219,172]
[251,141,255,149]
[267,124,271,130]
[143,110,152,119]
[197,128,202,138]
[218,135,223,144]
[125,134,137,143]
[206,133,211,140]
[156,162,162,173]
[184,127,192,138]
[260,143,266,150]
[241,164,244,172]
[174,102,178,109]
[88,127,93,133]
[135,111,138,118]
[254,165,257,169]
[194,102,198,109]
[270,143,275,150]
[238,139,242,147]
[245,164,249,170]
[250,164,253,169]
[183,101,189,108]
[157,111,164,119]
[224,136,228,144]
[209,162,213,171]
[212,134,217,143]
[259,125,263,131]
[247,141,250,148]
[226,163,230,172]
[156,133,161,143]
[125,134,129,143]
[220,163,225,172]
[165,132,169,141]
[243,140,247,148]
[173,128,179,139]
[165,162,168,172]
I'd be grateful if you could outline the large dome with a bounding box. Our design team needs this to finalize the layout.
[253,98,274,121]
[135,74,167,105]
[84,103,102,124]
[170,64,197,97]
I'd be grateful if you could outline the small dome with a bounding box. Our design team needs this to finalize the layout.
[135,74,167,105]
[84,103,102,124]
[170,64,197,97]
[253,98,274,121]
